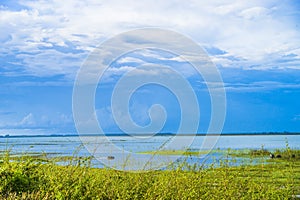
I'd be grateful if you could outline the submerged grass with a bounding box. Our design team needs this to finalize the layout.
[0,147,300,199]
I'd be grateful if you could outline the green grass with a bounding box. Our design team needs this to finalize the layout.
[0,148,300,199]
[140,148,300,159]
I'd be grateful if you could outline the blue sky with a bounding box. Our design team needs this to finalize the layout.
[0,0,300,135]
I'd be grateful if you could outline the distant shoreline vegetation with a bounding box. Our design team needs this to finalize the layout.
[1,132,300,138]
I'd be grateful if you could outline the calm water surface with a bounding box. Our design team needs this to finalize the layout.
[1,135,299,169]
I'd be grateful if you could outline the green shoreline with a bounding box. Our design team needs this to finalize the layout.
[1,132,300,138]
[139,148,300,158]
[1,148,300,199]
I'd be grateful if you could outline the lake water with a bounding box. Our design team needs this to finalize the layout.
[1,135,299,170]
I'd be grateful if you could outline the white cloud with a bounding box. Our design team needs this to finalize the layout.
[100,66,135,83]
[224,81,300,92]
[16,49,85,77]
[0,112,73,129]
[0,0,299,79]
[0,128,54,136]
[116,57,145,65]
[20,113,35,126]
[0,113,36,128]
[197,80,300,92]
[238,6,271,20]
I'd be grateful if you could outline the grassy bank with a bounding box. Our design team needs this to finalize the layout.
[0,149,300,199]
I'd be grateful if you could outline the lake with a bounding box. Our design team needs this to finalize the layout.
[1,134,299,170]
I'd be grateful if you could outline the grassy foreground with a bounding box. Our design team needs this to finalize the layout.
[0,149,300,199]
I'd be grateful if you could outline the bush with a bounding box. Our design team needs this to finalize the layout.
[0,159,40,195]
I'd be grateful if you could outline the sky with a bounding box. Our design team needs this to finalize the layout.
[0,0,300,135]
